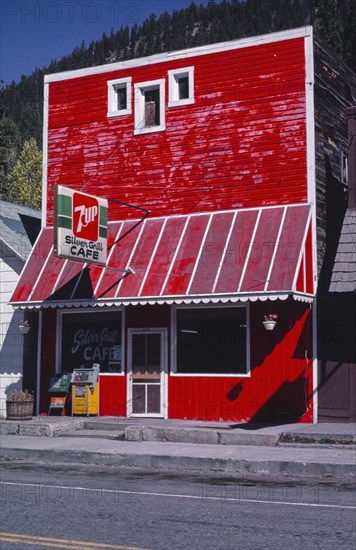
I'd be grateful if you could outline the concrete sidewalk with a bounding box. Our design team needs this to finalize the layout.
[0,417,355,479]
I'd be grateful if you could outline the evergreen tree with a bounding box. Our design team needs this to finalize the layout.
[315,0,344,55]
[9,138,42,209]
[340,0,356,69]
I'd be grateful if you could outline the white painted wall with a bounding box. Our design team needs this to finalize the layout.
[0,247,25,418]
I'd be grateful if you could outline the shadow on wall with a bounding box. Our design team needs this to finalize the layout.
[249,375,311,423]
[222,301,312,423]
[222,374,312,425]
[251,299,309,370]
[0,375,22,418]
[318,154,348,293]
[0,309,26,417]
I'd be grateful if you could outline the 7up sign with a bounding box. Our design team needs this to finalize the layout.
[54,185,108,266]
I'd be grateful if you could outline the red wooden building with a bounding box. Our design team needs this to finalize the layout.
[11,27,356,422]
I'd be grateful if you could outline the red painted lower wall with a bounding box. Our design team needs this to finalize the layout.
[99,376,126,416]
[168,301,313,423]
[38,300,313,422]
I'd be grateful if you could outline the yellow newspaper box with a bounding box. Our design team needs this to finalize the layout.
[71,365,100,416]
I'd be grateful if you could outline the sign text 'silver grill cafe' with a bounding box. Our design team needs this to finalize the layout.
[54,185,108,266]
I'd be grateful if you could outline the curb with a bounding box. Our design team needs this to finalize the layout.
[1,447,354,479]
[125,426,279,446]
[0,419,86,437]
[280,432,356,445]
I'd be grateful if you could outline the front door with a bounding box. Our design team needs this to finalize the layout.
[127,329,167,417]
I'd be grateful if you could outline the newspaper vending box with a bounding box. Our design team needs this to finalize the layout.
[48,373,72,415]
[71,364,100,416]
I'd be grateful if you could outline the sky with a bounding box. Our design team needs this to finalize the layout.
[1,0,208,85]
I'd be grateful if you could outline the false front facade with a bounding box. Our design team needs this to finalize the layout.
[12,26,355,422]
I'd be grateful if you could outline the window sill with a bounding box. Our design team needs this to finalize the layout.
[107,110,131,118]
[168,98,194,108]
[134,124,166,135]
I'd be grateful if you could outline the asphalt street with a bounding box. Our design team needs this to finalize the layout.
[0,461,355,550]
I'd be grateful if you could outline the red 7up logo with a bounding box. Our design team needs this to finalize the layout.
[73,192,99,241]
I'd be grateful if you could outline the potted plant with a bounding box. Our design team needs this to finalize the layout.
[6,389,34,421]
[262,314,278,331]
[19,320,30,334]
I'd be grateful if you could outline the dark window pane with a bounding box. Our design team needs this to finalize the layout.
[176,308,247,374]
[147,334,161,374]
[178,76,189,100]
[116,86,127,110]
[132,334,146,373]
[144,88,160,126]
[61,311,122,374]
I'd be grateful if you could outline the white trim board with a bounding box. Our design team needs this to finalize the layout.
[42,82,49,228]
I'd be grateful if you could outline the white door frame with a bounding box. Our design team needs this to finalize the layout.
[127,328,168,418]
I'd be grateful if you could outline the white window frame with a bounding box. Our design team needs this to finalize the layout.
[134,79,165,135]
[107,77,132,117]
[168,66,194,107]
[171,303,251,377]
[56,307,125,377]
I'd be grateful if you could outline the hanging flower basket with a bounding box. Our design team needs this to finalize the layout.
[19,320,30,334]
[263,314,278,331]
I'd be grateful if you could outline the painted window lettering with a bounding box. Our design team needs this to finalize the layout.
[61,312,123,375]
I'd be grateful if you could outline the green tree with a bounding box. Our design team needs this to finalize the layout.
[9,138,42,209]
[0,118,20,200]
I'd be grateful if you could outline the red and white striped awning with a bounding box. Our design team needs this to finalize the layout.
[10,204,314,309]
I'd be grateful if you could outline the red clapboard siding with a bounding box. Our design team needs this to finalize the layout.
[99,376,126,416]
[46,37,308,225]
[168,300,313,423]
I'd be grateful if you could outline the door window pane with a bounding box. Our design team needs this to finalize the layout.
[147,334,161,374]
[147,385,160,413]
[132,385,145,414]
[132,334,146,374]
[132,334,161,375]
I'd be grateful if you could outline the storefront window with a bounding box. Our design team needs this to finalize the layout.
[60,311,123,374]
[176,307,247,375]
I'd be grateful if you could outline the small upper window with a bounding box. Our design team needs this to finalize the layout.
[134,79,165,135]
[107,77,132,117]
[168,67,194,107]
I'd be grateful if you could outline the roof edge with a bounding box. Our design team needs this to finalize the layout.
[45,26,312,83]
[10,291,314,310]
